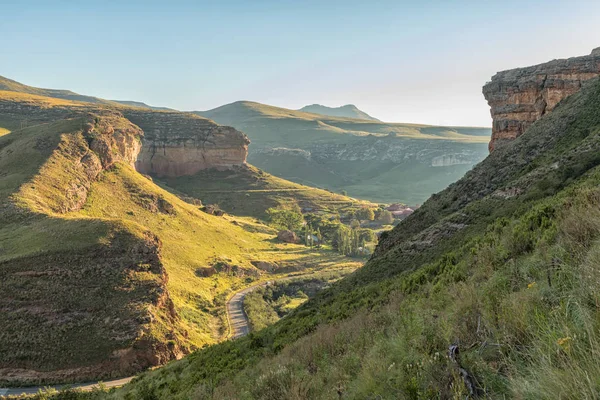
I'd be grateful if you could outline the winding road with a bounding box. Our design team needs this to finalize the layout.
[226,281,270,339]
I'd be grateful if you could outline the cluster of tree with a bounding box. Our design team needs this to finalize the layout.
[265,204,379,257]
[332,224,375,257]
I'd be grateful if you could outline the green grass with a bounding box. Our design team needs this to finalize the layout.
[157,164,376,218]
[0,117,190,384]
[79,163,362,345]
[243,270,354,332]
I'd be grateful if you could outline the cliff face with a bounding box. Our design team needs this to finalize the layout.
[123,110,250,177]
[483,48,600,151]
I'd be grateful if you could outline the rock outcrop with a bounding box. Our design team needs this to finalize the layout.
[483,48,600,151]
[123,110,250,177]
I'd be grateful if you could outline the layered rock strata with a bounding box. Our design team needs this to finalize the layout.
[483,48,600,151]
[123,110,250,177]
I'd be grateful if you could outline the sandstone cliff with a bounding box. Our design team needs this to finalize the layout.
[123,110,250,177]
[483,48,600,151]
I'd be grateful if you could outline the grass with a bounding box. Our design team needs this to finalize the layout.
[0,117,189,384]
[0,75,113,105]
[243,270,354,332]
[157,164,376,218]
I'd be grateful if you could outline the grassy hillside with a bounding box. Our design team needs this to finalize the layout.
[78,163,361,345]
[60,79,600,399]
[196,101,489,204]
[157,164,374,218]
[0,75,114,105]
[0,116,192,385]
[197,101,490,146]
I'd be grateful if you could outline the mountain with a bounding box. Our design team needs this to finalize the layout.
[196,101,490,204]
[0,83,368,385]
[298,103,380,121]
[92,49,600,399]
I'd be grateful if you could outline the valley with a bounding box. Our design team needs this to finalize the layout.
[2,6,600,395]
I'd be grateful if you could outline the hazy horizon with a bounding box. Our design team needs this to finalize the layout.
[2,0,599,127]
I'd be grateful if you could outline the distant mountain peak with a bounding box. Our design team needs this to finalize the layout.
[298,104,380,121]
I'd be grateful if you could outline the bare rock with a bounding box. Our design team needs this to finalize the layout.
[250,260,279,272]
[125,110,250,177]
[483,48,600,151]
[277,230,299,243]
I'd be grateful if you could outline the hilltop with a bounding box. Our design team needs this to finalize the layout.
[59,50,600,399]
[196,100,490,204]
[298,103,380,121]
[110,100,173,111]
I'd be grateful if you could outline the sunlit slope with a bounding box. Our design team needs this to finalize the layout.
[77,162,351,344]
[158,164,375,218]
[0,118,188,384]
[0,75,115,105]
[0,86,370,386]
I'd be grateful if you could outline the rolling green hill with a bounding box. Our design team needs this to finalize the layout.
[156,164,374,219]
[70,78,600,399]
[196,101,490,204]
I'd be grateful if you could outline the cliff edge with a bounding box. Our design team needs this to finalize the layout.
[483,47,600,151]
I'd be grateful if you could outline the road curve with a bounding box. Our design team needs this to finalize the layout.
[225,272,324,339]
[226,282,269,339]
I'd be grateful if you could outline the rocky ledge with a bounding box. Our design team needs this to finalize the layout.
[123,110,250,177]
[483,48,600,151]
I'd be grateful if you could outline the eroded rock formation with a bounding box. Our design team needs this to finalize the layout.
[123,110,250,177]
[483,48,600,151]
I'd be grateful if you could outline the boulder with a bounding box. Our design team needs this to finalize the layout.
[250,260,279,272]
[277,230,299,243]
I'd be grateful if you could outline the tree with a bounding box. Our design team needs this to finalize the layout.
[304,224,314,247]
[266,205,303,231]
[341,190,348,196]
[379,210,394,225]
[355,207,375,223]
[358,228,376,244]
[315,228,323,248]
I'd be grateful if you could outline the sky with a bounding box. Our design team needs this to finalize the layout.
[1,0,599,127]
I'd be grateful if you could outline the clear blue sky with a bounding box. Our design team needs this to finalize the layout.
[1,0,599,126]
